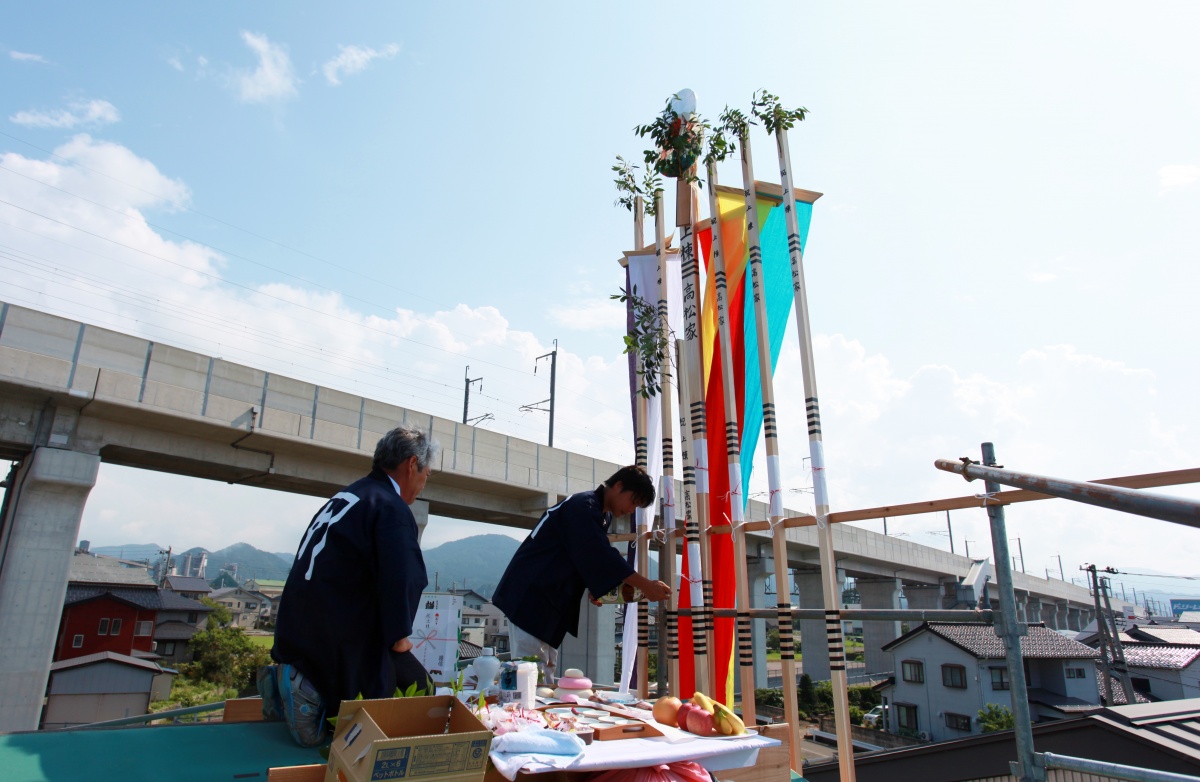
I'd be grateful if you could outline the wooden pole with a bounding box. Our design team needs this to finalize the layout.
[676,175,718,697]
[704,160,757,725]
[772,125,855,782]
[674,337,698,699]
[737,129,802,772]
[646,188,676,700]
[631,195,658,696]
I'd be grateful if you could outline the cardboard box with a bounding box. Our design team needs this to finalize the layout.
[325,696,492,782]
[411,593,463,682]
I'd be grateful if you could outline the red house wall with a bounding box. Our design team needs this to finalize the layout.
[55,596,158,661]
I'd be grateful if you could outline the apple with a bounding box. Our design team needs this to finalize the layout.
[653,696,683,727]
[685,707,716,737]
[676,703,698,731]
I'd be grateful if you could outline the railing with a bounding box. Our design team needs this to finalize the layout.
[63,701,227,729]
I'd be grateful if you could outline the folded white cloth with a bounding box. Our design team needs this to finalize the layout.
[492,730,586,756]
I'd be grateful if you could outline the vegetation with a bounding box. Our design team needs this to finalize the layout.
[150,599,271,715]
[979,703,1015,733]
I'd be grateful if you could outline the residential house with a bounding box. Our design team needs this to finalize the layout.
[57,553,209,663]
[208,587,264,629]
[445,588,489,611]
[163,575,212,601]
[1078,622,1200,703]
[41,652,169,729]
[803,698,1200,782]
[879,622,1100,742]
[243,578,284,622]
[153,595,214,666]
[1122,646,1200,701]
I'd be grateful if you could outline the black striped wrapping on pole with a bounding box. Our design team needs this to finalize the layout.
[666,610,679,661]
[825,609,846,671]
[805,396,822,436]
[736,610,754,666]
[777,602,796,660]
[763,400,778,437]
[635,436,649,464]
[724,421,739,456]
[702,579,714,633]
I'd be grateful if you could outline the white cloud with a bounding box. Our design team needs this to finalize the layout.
[1159,164,1200,190]
[549,298,626,331]
[9,99,120,129]
[322,43,400,86]
[1028,271,1057,283]
[3,137,1195,578]
[233,31,298,103]
[167,56,183,71]
[9,51,48,63]
[9,50,48,63]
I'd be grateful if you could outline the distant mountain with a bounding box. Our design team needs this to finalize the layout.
[422,534,522,600]
[191,543,293,582]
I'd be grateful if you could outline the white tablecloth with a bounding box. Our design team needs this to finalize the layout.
[489,732,780,781]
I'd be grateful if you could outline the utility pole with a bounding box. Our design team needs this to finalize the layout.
[463,367,483,424]
[1085,564,1135,705]
[1055,554,1065,580]
[1010,537,1026,573]
[521,340,558,447]
[883,517,888,536]
[157,546,172,587]
[964,539,974,559]
[945,510,955,554]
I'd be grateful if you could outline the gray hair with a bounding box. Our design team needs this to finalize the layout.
[373,424,440,473]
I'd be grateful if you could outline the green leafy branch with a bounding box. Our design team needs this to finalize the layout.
[634,94,709,185]
[611,155,661,217]
[703,108,738,167]
[719,106,754,145]
[750,90,809,135]
[611,284,673,398]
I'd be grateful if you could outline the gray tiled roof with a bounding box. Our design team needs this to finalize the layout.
[50,651,162,673]
[1122,645,1200,670]
[65,585,209,612]
[154,620,201,641]
[889,622,1100,659]
[1128,626,1200,646]
[164,576,212,593]
[1093,662,1151,704]
[68,554,155,586]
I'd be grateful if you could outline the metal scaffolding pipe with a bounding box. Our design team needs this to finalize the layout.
[674,607,993,622]
[1038,752,1200,782]
[934,458,1200,528]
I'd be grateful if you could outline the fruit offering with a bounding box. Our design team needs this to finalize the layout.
[673,691,747,736]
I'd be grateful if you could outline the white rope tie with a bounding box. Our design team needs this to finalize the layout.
[975,491,1002,506]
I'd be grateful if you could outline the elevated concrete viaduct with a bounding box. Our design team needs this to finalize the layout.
[0,302,1097,730]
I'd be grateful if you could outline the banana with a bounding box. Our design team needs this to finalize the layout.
[691,691,716,714]
[712,702,745,736]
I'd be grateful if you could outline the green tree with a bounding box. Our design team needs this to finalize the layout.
[979,703,1015,733]
[766,627,780,653]
[184,600,270,694]
[797,673,816,713]
[201,597,232,629]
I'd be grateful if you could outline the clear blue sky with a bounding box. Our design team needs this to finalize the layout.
[2,2,1198,599]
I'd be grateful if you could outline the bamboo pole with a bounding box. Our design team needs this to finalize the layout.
[736,128,802,772]
[772,123,854,782]
[704,159,756,724]
[676,175,718,696]
[647,188,676,700]
[630,195,660,696]
[674,337,698,698]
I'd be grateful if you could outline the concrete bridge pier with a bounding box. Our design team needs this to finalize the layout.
[796,569,845,682]
[859,577,903,677]
[1067,606,1082,632]
[1026,595,1043,627]
[1013,589,1028,623]
[411,500,429,543]
[0,446,100,732]
[744,554,774,690]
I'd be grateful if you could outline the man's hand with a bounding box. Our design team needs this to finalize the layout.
[588,594,603,607]
[641,579,671,602]
[392,637,414,654]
